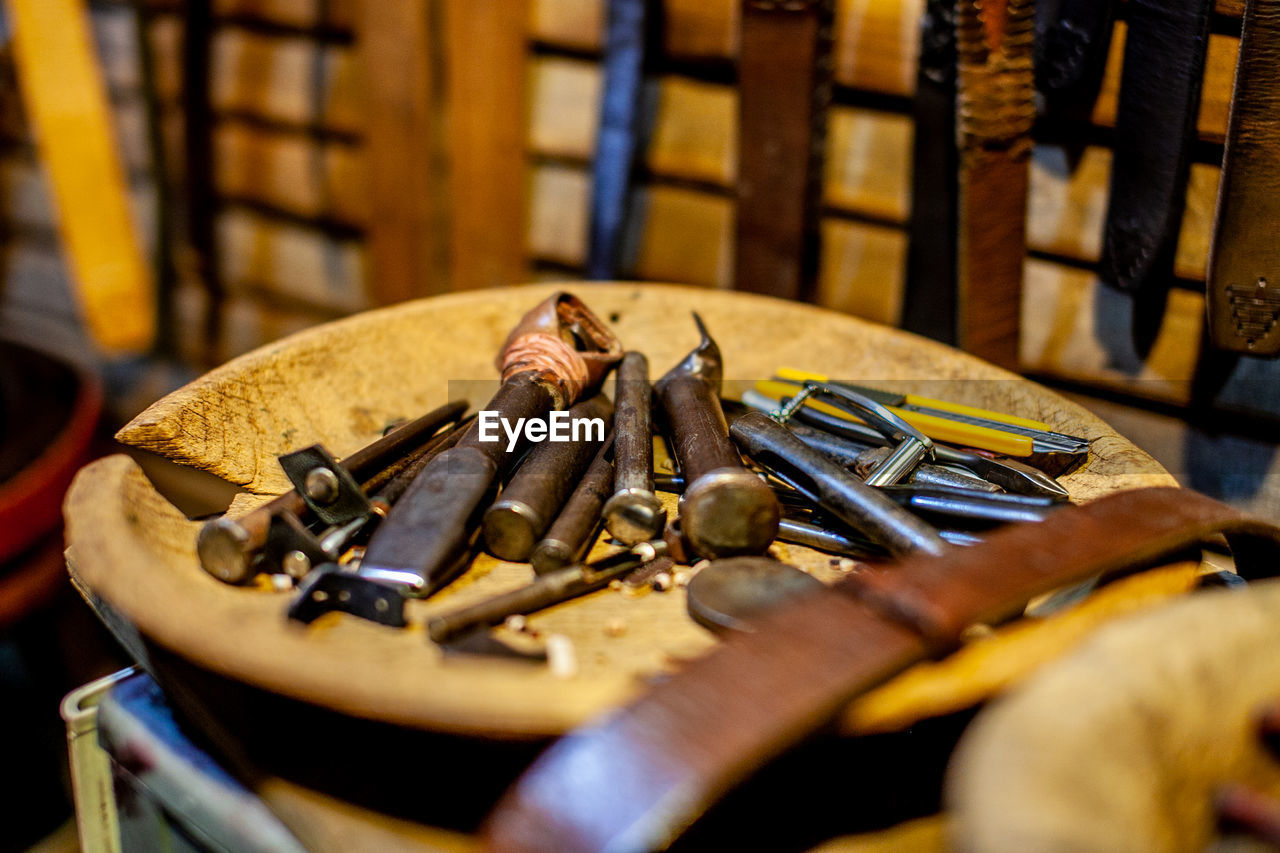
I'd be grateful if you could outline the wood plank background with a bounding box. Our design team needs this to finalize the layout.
[0,0,1271,418]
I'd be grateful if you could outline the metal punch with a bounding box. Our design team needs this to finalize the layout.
[740,389,1069,499]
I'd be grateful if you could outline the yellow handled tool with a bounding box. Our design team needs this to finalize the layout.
[754,379,1036,457]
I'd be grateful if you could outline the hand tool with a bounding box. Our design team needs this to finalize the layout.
[654,315,779,559]
[685,557,824,635]
[730,411,948,558]
[484,394,614,561]
[767,381,935,487]
[603,351,666,545]
[196,399,468,583]
[288,293,623,626]
[1206,0,1280,356]
[851,446,1003,493]
[877,485,1063,528]
[740,390,1071,497]
[770,368,1090,455]
[427,540,666,643]
[531,433,616,574]
[259,418,475,581]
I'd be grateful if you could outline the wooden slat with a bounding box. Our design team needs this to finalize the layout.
[210,29,359,133]
[217,205,366,312]
[443,0,531,290]
[213,121,367,225]
[530,0,918,95]
[816,218,907,325]
[213,0,355,30]
[355,0,446,303]
[1020,259,1202,405]
[147,13,185,104]
[528,57,910,220]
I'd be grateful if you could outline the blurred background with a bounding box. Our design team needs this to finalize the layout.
[1,0,1277,848]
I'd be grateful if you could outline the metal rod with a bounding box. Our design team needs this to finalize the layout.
[531,433,616,574]
[603,351,665,544]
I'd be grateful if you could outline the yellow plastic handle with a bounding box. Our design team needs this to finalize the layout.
[754,380,1035,457]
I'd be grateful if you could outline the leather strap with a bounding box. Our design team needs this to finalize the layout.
[734,0,834,300]
[1033,0,1116,128]
[902,0,960,345]
[1206,0,1280,356]
[1100,0,1213,354]
[586,0,657,279]
[483,488,1280,851]
[954,0,1035,370]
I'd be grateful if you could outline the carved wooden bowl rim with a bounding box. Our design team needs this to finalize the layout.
[64,283,1175,737]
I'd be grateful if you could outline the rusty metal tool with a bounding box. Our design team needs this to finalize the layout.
[603,351,666,545]
[730,411,947,558]
[484,394,614,561]
[654,314,779,559]
[289,293,622,625]
[878,485,1063,528]
[685,556,823,635]
[196,399,468,584]
[428,540,667,643]
[531,432,616,574]
[741,389,1070,497]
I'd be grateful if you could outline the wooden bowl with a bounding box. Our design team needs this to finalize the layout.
[64,284,1176,740]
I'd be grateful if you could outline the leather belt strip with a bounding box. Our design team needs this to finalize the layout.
[587,0,657,279]
[734,0,834,301]
[483,488,1280,851]
[1099,0,1214,354]
[1206,0,1280,356]
[954,0,1035,370]
[1033,0,1116,128]
[902,0,960,345]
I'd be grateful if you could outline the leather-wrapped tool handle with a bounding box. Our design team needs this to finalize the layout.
[483,488,1280,852]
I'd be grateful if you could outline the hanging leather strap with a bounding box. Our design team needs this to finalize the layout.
[734,0,834,300]
[954,0,1036,370]
[1033,0,1116,127]
[902,0,960,345]
[1100,0,1213,354]
[1206,0,1280,357]
[483,488,1280,851]
[586,0,657,279]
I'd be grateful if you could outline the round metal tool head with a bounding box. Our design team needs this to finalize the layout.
[196,518,254,584]
[603,488,667,545]
[483,499,544,562]
[680,468,780,559]
[685,557,824,634]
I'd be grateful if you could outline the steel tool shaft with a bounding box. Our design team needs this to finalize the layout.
[730,411,947,558]
[484,394,614,561]
[289,293,623,624]
[531,433,616,573]
[655,315,779,558]
[428,540,666,643]
[603,351,665,544]
[196,399,467,583]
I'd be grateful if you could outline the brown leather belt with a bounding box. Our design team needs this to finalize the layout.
[954,0,1035,370]
[1207,0,1280,356]
[734,0,834,301]
[483,488,1280,851]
